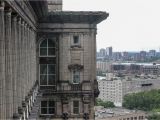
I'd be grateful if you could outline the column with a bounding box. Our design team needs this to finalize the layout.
[33,31,37,85]
[17,17,22,107]
[21,20,25,100]
[23,23,27,97]
[0,1,5,119]
[12,14,18,114]
[5,7,13,119]
[26,25,29,94]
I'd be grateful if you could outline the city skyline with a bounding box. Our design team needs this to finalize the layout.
[63,0,160,52]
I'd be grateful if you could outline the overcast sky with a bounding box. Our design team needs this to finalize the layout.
[63,0,160,52]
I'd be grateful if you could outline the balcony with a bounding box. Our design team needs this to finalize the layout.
[39,81,92,94]
[57,81,92,94]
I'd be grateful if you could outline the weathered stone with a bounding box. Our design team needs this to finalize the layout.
[0,1,108,119]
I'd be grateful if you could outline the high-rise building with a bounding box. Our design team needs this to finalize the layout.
[0,0,108,119]
[106,46,113,57]
[149,49,156,57]
[99,48,106,57]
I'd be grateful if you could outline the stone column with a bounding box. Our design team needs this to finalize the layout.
[28,26,31,93]
[30,29,34,86]
[17,17,22,107]
[5,7,13,119]
[23,23,27,97]
[0,1,6,119]
[12,15,18,114]
[26,25,29,94]
[21,20,25,100]
[33,31,37,85]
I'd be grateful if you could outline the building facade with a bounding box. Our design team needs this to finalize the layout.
[0,0,108,119]
[95,107,147,120]
[98,77,160,106]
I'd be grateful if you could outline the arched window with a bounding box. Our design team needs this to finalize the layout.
[39,38,57,90]
[40,38,56,56]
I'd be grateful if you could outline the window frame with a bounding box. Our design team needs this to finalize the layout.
[39,64,56,86]
[39,38,56,57]
[40,100,56,115]
[72,70,80,84]
[73,100,79,114]
[73,36,79,44]
[72,35,81,46]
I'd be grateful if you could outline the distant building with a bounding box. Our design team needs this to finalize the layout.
[95,107,147,120]
[111,63,160,75]
[112,52,122,61]
[100,48,106,57]
[97,61,112,72]
[98,76,160,106]
[149,49,156,57]
[121,52,129,60]
[140,51,147,61]
[106,47,113,57]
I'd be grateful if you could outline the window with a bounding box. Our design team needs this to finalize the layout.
[73,70,80,83]
[40,64,56,86]
[39,38,57,90]
[40,39,56,56]
[73,36,79,44]
[73,101,79,114]
[41,101,55,115]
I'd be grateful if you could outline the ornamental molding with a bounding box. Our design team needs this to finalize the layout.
[68,64,84,70]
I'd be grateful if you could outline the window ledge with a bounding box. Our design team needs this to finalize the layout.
[68,64,84,70]
[70,45,81,48]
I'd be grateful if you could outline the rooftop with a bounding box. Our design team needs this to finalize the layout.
[95,107,147,119]
[39,11,109,24]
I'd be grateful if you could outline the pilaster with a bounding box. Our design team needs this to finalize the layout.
[0,1,5,119]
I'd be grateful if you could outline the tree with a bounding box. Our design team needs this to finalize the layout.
[123,89,160,111]
[95,98,115,108]
[148,114,160,120]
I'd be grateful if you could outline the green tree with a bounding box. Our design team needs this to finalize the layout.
[148,114,160,120]
[95,98,115,108]
[123,89,160,111]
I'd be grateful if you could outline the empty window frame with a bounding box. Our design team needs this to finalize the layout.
[73,70,80,84]
[41,101,55,115]
[40,38,56,56]
[73,101,79,114]
[40,64,56,86]
[73,36,79,44]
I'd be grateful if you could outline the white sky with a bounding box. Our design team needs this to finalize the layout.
[63,0,160,52]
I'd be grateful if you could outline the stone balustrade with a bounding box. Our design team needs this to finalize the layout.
[13,80,39,120]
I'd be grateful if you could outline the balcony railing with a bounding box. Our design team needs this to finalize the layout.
[13,80,39,120]
[70,84,82,91]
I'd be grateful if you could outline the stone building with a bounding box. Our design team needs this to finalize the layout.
[95,107,147,120]
[98,76,160,106]
[0,0,108,119]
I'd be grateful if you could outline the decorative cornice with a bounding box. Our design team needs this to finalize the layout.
[39,11,109,24]
[68,64,84,70]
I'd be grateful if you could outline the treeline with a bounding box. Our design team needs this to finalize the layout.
[123,89,160,111]
[96,98,115,108]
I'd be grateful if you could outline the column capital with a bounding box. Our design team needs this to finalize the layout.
[27,24,30,29]
[24,22,28,28]
[12,15,18,22]
[5,8,12,16]
[21,20,25,25]
[17,17,21,23]
[0,1,5,10]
